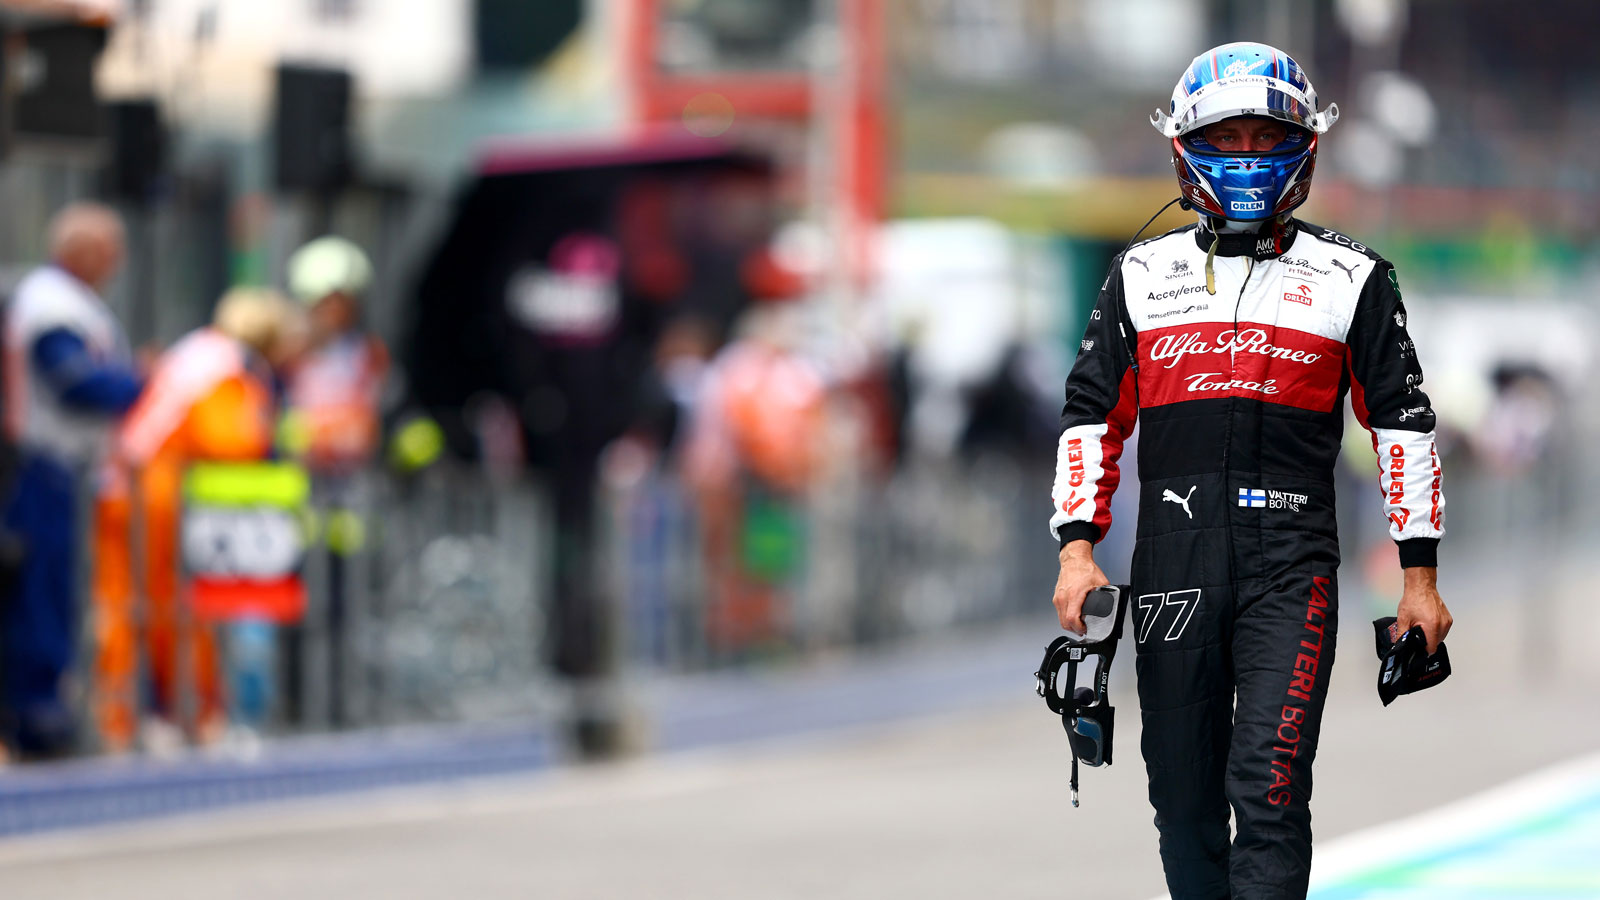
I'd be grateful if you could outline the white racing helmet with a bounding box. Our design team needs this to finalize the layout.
[1150,42,1340,221]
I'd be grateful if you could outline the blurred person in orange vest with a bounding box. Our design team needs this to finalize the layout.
[92,289,302,750]
[683,251,825,652]
[283,236,388,472]
[686,249,821,493]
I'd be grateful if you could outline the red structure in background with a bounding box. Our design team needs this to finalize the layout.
[621,1,812,121]
[621,0,886,290]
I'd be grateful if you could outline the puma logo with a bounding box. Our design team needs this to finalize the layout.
[1128,255,1150,271]
[1331,259,1357,282]
[1162,486,1197,520]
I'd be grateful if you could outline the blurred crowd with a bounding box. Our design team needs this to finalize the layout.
[0,204,388,760]
[0,190,1069,763]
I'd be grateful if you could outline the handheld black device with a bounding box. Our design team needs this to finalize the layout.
[1035,584,1130,806]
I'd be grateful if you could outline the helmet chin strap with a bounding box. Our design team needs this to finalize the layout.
[1205,232,1220,295]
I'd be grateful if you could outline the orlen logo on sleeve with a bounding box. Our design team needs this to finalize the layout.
[1060,437,1088,515]
[1386,444,1406,507]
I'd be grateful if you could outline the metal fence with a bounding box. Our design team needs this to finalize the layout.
[603,454,1062,673]
[71,395,1600,756]
[75,464,554,753]
[289,467,552,731]
[92,454,1064,750]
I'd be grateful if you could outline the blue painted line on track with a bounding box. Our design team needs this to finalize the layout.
[0,726,560,837]
[0,625,1050,839]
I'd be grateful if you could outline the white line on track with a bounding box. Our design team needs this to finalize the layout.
[1144,749,1600,900]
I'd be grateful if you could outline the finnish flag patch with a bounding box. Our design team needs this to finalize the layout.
[1238,488,1266,508]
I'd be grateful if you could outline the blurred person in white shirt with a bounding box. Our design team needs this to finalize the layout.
[1,204,142,758]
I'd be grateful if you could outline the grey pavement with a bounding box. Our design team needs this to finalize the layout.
[1,598,1597,900]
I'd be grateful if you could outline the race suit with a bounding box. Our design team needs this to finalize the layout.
[1050,221,1444,900]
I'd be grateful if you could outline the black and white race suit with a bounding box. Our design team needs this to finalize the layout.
[1050,221,1444,900]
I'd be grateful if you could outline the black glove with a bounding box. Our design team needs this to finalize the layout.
[1373,616,1451,706]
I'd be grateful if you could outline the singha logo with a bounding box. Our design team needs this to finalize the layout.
[1171,260,1190,275]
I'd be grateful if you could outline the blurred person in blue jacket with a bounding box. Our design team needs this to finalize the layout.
[1,203,141,758]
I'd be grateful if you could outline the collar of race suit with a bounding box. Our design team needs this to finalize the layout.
[1194,216,1299,260]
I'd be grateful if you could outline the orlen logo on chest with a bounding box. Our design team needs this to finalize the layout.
[1283,284,1314,306]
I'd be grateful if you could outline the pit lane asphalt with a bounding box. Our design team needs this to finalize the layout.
[1,597,1597,900]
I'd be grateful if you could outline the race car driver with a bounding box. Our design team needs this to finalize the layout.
[1047,43,1453,900]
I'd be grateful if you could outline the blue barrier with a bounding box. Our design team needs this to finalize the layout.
[0,624,1043,839]
[0,724,558,837]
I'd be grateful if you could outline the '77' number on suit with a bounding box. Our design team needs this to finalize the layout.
[1135,589,1201,643]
